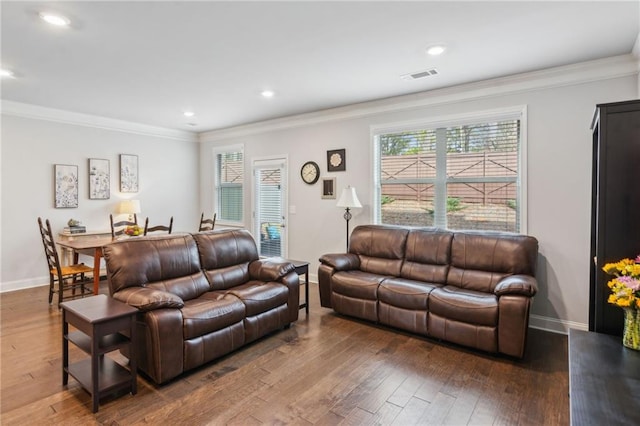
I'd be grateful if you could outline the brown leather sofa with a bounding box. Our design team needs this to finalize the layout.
[103,230,299,384]
[318,225,538,358]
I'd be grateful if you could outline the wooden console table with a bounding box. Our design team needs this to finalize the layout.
[568,328,640,425]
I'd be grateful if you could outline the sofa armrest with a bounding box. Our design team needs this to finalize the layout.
[319,253,360,271]
[249,259,296,282]
[494,275,538,297]
[112,287,184,312]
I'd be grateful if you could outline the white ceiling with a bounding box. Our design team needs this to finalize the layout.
[1,1,639,133]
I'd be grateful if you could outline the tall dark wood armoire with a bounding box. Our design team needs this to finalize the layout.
[590,99,640,335]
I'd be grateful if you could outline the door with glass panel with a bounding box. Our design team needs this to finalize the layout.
[253,158,287,258]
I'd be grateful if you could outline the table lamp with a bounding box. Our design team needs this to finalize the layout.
[336,186,362,251]
[119,199,141,221]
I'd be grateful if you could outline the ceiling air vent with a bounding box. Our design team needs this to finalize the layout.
[401,69,439,80]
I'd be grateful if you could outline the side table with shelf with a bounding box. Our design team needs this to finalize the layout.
[61,294,138,413]
[267,257,309,314]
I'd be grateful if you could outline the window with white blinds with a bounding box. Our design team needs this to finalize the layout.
[374,112,524,232]
[214,147,244,224]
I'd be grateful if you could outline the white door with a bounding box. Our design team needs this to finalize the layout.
[253,157,287,258]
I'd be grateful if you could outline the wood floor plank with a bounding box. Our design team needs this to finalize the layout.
[0,282,570,425]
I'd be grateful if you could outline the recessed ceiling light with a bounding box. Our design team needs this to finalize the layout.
[0,69,15,78]
[426,45,446,56]
[261,90,275,98]
[183,111,195,117]
[39,12,71,27]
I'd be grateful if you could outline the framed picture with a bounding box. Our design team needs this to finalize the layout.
[120,154,139,193]
[321,177,336,199]
[54,164,79,208]
[88,158,110,199]
[327,149,346,172]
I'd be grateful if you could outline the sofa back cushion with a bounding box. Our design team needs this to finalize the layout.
[400,229,453,284]
[349,225,408,277]
[105,234,209,301]
[193,230,259,290]
[447,231,538,292]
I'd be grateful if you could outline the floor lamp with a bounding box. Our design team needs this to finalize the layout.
[337,186,362,252]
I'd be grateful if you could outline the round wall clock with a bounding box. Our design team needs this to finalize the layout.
[300,161,320,185]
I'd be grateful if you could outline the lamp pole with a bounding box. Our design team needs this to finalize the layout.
[343,206,353,252]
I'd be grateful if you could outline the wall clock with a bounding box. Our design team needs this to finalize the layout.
[327,149,346,172]
[300,161,320,184]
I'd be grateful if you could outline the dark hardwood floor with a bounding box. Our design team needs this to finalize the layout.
[0,282,569,425]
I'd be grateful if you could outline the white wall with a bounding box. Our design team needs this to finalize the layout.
[200,58,638,333]
[1,113,200,291]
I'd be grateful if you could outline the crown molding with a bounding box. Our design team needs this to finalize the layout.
[1,101,198,142]
[200,54,639,143]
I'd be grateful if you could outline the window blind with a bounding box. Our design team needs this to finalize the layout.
[377,118,520,232]
[216,150,243,222]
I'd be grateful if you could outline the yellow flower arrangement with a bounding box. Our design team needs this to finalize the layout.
[603,255,640,309]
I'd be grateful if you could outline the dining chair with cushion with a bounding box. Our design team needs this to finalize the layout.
[198,212,216,232]
[37,217,93,306]
[110,214,138,238]
[144,216,173,236]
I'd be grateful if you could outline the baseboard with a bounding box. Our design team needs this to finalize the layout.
[0,277,49,293]
[529,314,588,335]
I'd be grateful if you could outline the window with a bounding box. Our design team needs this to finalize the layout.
[373,109,525,232]
[214,146,244,224]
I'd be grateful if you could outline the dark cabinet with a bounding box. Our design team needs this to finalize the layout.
[589,99,640,335]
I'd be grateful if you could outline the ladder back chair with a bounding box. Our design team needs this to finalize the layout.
[199,213,216,232]
[37,218,93,306]
[110,213,138,237]
[144,216,174,236]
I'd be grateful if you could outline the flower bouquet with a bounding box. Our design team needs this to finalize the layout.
[603,255,640,350]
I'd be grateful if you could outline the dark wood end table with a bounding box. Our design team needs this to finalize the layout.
[289,259,310,314]
[61,294,138,413]
[266,257,310,314]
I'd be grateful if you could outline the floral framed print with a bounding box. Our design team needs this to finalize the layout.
[327,149,346,172]
[54,164,79,208]
[88,158,110,199]
[120,154,139,193]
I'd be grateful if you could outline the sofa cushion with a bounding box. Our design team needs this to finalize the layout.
[349,225,408,276]
[104,234,210,300]
[193,229,259,266]
[429,286,498,326]
[203,263,251,291]
[228,281,289,317]
[332,270,385,300]
[181,293,245,340]
[447,231,538,292]
[378,278,440,310]
[400,229,452,284]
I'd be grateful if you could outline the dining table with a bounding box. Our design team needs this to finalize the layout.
[57,236,116,295]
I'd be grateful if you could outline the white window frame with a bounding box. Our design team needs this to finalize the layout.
[213,144,245,227]
[371,106,528,234]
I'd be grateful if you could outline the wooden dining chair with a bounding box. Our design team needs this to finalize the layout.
[37,217,93,306]
[198,213,216,232]
[110,213,138,238]
[144,216,173,236]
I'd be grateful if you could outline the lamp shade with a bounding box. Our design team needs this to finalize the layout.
[336,186,362,209]
[119,199,141,214]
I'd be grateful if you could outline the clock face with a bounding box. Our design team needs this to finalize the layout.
[301,161,320,184]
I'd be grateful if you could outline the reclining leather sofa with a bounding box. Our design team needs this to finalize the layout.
[318,225,538,358]
[103,230,299,384]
